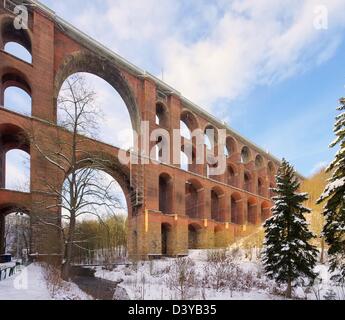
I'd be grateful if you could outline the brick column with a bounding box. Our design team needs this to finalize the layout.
[31,11,55,122]
[174,173,187,216]
[169,95,182,169]
[201,187,209,219]
[171,217,188,255]
[223,190,231,222]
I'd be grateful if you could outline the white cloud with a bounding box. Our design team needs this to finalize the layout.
[163,0,345,108]
[71,73,134,150]
[45,0,345,116]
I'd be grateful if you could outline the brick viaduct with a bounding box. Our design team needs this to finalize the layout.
[0,0,279,259]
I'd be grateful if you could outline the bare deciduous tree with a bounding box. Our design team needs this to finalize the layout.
[31,75,124,280]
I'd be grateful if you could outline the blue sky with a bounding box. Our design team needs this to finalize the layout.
[5,0,345,180]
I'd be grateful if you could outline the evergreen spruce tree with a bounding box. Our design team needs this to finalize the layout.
[318,98,345,282]
[262,159,318,298]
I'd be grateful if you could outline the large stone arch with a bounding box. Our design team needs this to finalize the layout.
[54,51,141,133]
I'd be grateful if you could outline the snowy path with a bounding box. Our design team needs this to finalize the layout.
[0,264,51,300]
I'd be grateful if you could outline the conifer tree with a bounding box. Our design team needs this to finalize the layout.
[262,159,318,298]
[318,98,345,282]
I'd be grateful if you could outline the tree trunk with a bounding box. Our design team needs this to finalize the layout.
[286,279,292,299]
[320,238,325,264]
[61,213,76,281]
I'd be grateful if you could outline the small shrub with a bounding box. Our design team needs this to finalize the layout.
[166,258,196,300]
[41,263,64,297]
[207,249,228,263]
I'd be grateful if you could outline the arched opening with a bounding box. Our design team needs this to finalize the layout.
[244,171,252,192]
[255,155,264,169]
[231,193,243,224]
[185,179,203,219]
[1,17,32,63]
[5,150,30,192]
[159,173,173,214]
[61,166,130,265]
[1,71,32,115]
[156,103,169,128]
[180,110,198,140]
[161,223,172,255]
[268,161,275,176]
[261,202,271,222]
[241,146,251,164]
[54,52,141,146]
[4,42,32,64]
[3,211,31,260]
[204,125,217,150]
[225,136,237,157]
[211,187,224,222]
[3,86,32,116]
[0,124,30,192]
[188,224,202,249]
[247,198,258,225]
[227,165,237,186]
[57,73,133,150]
[258,177,265,196]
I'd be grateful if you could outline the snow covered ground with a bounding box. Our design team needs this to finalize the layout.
[95,249,345,300]
[0,264,51,300]
[1,250,344,300]
[0,263,92,300]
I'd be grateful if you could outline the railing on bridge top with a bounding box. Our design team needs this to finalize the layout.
[0,261,21,281]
